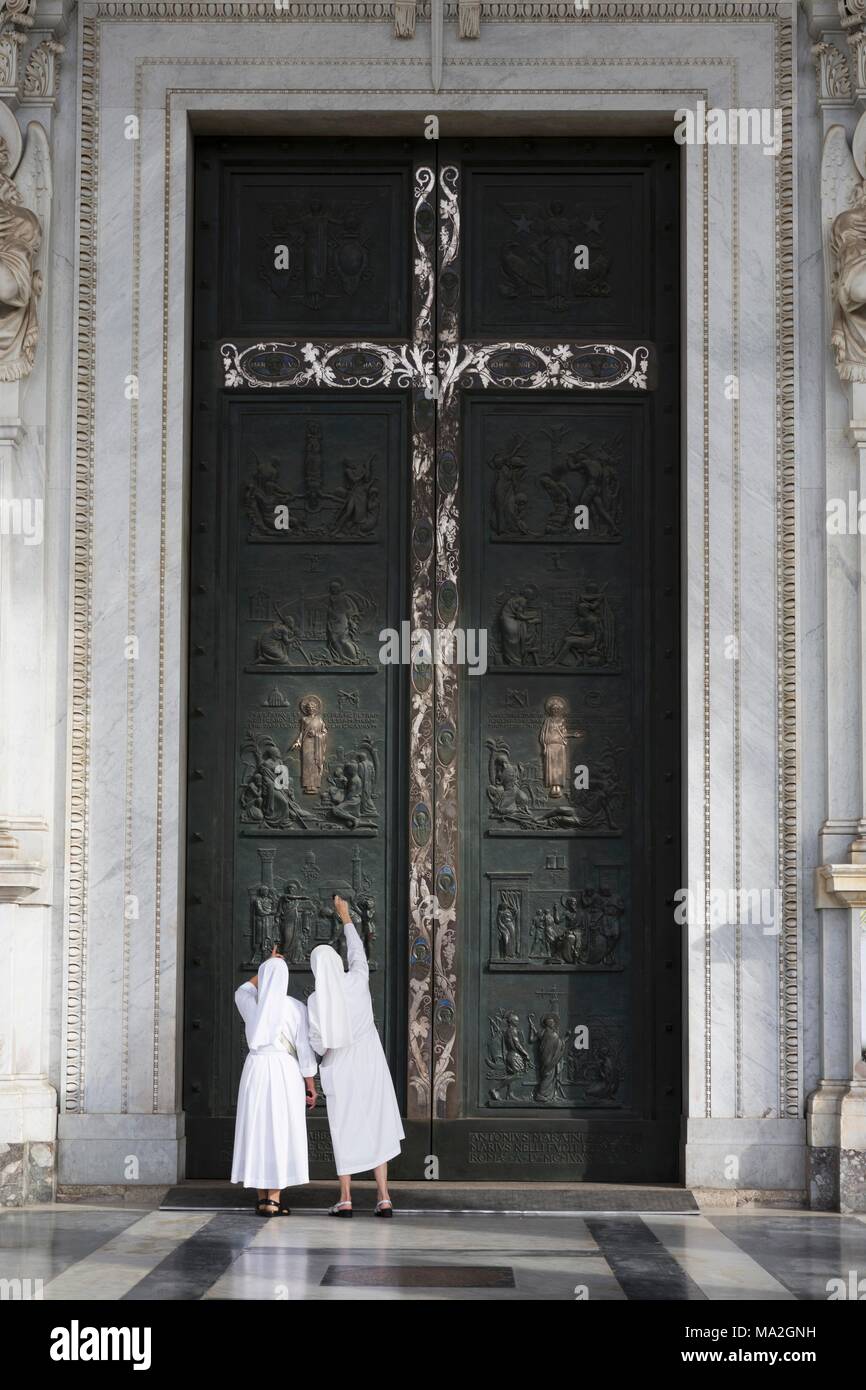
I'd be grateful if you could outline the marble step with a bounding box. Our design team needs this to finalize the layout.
[161,1181,698,1213]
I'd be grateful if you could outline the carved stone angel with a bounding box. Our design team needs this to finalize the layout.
[823,121,866,383]
[0,104,50,383]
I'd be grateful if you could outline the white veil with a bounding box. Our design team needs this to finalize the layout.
[309,944,353,1049]
[245,955,289,1050]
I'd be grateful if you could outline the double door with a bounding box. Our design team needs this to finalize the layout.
[184,136,680,1182]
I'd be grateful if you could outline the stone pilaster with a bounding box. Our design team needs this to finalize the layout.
[0,0,71,1205]
[807,0,866,1210]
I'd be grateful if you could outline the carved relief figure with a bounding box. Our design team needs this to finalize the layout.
[539,695,576,798]
[239,734,309,829]
[325,579,365,662]
[497,200,610,309]
[496,903,519,959]
[567,438,622,535]
[258,196,373,307]
[0,111,48,383]
[248,585,375,669]
[248,883,278,965]
[244,422,383,541]
[485,1006,623,1106]
[487,428,623,542]
[290,695,328,794]
[830,182,866,381]
[492,861,625,973]
[255,606,300,665]
[331,455,380,536]
[550,583,617,668]
[488,436,530,536]
[245,453,291,537]
[485,735,583,829]
[497,585,542,665]
[530,1013,567,1102]
[572,738,625,831]
[486,1010,531,1102]
[321,737,379,831]
[243,846,377,970]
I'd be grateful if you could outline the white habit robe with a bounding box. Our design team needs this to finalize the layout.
[308,922,405,1176]
[231,957,317,1190]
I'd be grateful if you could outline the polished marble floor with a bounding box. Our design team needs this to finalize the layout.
[2,1204,865,1300]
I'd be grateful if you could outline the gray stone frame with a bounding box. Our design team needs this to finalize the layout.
[57,1,802,1197]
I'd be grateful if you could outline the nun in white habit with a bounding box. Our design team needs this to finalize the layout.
[231,950,318,1216]
[308,894,405,1216]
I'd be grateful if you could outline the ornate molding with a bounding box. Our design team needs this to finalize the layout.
[88,1,788,20]
[64,11,99,1114]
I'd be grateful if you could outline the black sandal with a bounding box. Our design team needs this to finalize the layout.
[256,1198,280,1217]
[329,1201,353,1217]
[375,1199,393,1218]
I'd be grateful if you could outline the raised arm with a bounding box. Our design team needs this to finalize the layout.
[333,892,368,978]
[343,920,369,978]
[234,980,258,1030]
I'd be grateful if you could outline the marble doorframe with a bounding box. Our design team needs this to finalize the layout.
[58,2,802,1195]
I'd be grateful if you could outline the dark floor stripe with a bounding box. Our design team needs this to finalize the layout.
[0,1209,144,1288]
[322,1264,515,1288]
[708,1214,866,1301]
[121,1213,260,1301]
[585,1216,707,1301]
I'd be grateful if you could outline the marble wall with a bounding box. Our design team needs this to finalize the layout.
[4,0,850,1204]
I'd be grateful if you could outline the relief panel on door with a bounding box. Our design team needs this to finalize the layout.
[462,169,650,337]
[223,169,412,338]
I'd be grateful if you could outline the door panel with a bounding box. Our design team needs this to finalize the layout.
[431,139,680,1181]
[185,140,429,1178]
[185,136,680,1184]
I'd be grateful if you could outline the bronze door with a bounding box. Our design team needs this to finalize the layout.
[184,137,680,1183]
[431,141,680,1181]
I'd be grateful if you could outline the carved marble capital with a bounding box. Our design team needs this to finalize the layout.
[21,37,63,107]
[813,39,853,106]
[0,30,27,99]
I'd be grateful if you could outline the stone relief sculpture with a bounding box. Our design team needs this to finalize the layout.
[539,695,577,799]
[489,877,625,969]
[485,1005,623,1107]
[290,695,328,794]
[0,101,50,383]
[823,117,866,384]
[239,725,381,833]
[243,845,377,969]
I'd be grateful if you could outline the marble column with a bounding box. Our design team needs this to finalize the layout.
[0,0,70,1205]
